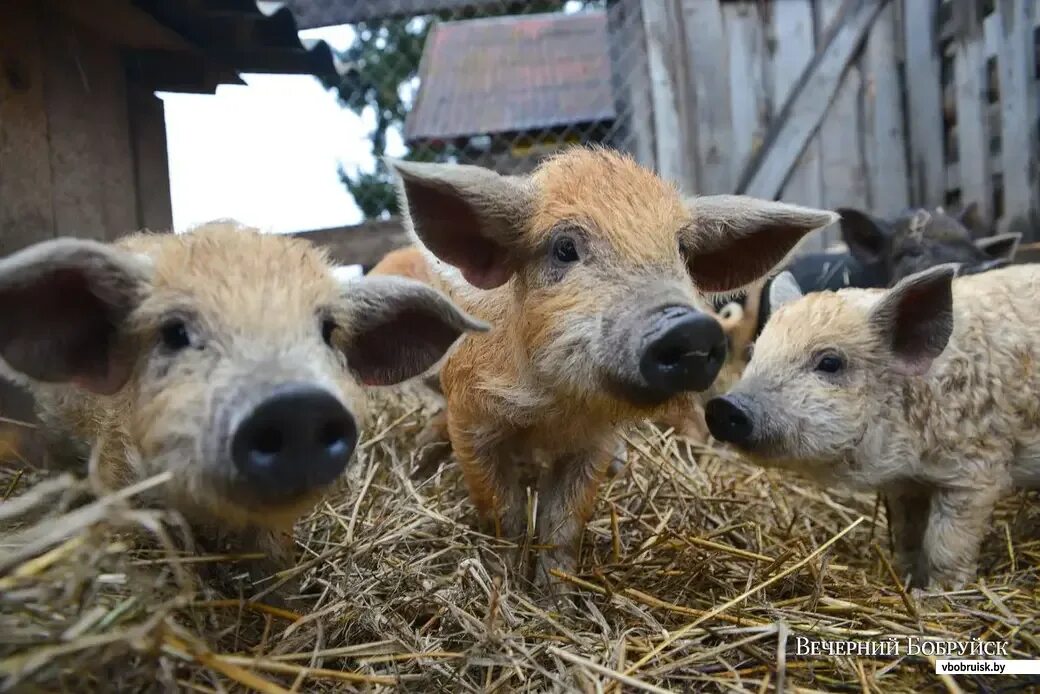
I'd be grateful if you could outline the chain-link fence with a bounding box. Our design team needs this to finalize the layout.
[299,0,652,221]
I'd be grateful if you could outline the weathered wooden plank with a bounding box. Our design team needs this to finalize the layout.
[0,1,56,255]
[816,0,869,223]
[903,0,946,207]
[722,2,768,189]
[43,14,139,241]
[679,0,733,194]
[641,0,696,191]
[952,4,993,225]
[0,1,52,422]
[768,0,823,250]
[739,0,885,203]
[606,0,656,170]
[293,219,412,269]
[128,82,174,232]
[862,0,910,215]
[996,0,1039,234]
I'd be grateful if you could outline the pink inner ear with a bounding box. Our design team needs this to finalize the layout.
[461,264,513,290]
[891,355,935,378]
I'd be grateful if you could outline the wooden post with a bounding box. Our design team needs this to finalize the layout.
[722,2,769,192]
[952,1,993,225]
[768,0,823,250]
[903,0,946,207]
[995,0,1038,235]
[641,0,697,192]
[862,0,910,215]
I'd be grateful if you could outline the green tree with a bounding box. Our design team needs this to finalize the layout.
[325,3,592,220]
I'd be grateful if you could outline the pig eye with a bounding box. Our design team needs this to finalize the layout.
[321,318,338,346]
[814,352,845,374]
[551,236,580,265]
[159,320,191,351]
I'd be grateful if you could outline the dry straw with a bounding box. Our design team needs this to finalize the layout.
[1,384,1037,692]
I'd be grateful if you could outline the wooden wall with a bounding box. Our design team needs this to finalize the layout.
[633,0,1039,246]
[0,0,173,423]
[0,0,173,255]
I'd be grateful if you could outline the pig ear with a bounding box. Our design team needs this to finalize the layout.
[768,271,804,310]
[682,195,838,292]
[837,208,892,266]
[868,264,955,377]
[388,158,534,290]
[0,238,151,394]
[956,201,985,234]
[974,232,1021,262]
[336,274,489,386]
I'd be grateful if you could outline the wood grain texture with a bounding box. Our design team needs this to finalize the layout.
[903,0,947,207]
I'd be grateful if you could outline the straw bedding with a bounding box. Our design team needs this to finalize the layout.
[1,384,1038,693]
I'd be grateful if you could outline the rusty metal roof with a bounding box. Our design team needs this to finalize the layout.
[404,11,615,142]
[121,0,347,93]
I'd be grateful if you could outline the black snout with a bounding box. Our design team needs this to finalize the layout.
[704,396,753,446]
[639,307,726,395]
[231,386,357,499]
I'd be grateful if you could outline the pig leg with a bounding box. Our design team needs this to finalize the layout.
[882,481,932,587]
[921,481,1006,590]
[411,409,453,480]
[452,431,528,541]
[533,446,611,593]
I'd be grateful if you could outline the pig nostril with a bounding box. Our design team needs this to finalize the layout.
[655,344,684,367]
[318,419,350,454]
[253,427,283,455]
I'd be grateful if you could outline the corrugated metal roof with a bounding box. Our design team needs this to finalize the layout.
[125,0,348,93]
[404,11,615,142]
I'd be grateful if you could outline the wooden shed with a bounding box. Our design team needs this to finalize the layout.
[0,0,342,423]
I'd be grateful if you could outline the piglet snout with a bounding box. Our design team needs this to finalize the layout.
[704,395,754,446]
[231,385,357,499]
[640,307,726,395]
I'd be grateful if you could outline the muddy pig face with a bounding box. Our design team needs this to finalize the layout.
[390,148,835,409]
[839,207,1020,287]
[704,266,955,475]
[0,224,484,527]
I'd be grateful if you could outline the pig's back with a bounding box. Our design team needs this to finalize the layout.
[930,264,1040,444]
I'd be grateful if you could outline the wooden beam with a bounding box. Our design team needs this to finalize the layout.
[292,219,413,269]
[995,0,1038,234]
[680,0,732,194]
[953,1,992,224]
[641,0,697,192]
[738,0,886,201]
[769,0,823,248]
[861,0,909,215]
[723,2,768,188]
[903,0,946,207]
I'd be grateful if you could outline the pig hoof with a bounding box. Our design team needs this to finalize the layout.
[411,441,452,480]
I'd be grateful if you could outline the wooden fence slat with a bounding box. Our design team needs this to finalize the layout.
[996,0,1039,234]
[903,0,946,207]
[953,4,993,224]
[862,0,910,215]
[679,0,733,194]
[816,0,869,224]
[640,0,695,191]
[0,1,55,255]
[722,2,768,190]
[767,0,823,249]
[43,14,139,241]
[607,0,656,170]
[739,0,885,203]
